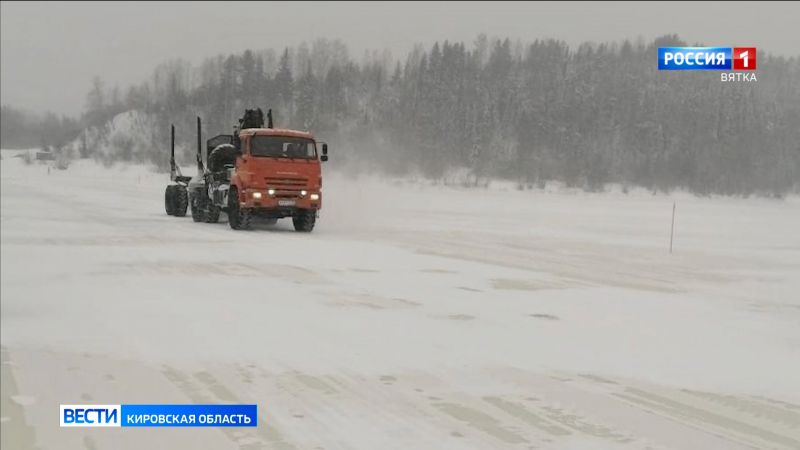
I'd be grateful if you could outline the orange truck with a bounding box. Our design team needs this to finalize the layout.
[164,108,328,231]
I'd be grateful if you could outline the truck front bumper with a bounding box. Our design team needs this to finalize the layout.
[240,189,321,212]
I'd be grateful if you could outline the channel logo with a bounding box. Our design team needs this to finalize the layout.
[60,405,120,427]
[60,404,258,427]
[658,47,756,70]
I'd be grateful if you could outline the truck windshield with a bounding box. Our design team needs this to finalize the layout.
[251,136,317,159]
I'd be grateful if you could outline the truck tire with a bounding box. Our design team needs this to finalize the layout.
[205,204,221,223]
[292,210,316,232]
[190,191,205,222]
[164,185,176,216]
[174,185,188,217]
[227,187,251,230]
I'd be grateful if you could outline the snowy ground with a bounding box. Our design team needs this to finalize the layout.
[2,156,799,449]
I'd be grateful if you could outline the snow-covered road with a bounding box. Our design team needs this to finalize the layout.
[2,157,799,449]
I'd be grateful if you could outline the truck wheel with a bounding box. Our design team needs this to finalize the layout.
[190,191,205,222]
[206,204,221,223]
[174,185,188,217]
[228,187,251,230]
[292,210,316,232]
[164,185,176,216]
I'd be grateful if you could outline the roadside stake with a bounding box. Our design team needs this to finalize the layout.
[670,201,676,254]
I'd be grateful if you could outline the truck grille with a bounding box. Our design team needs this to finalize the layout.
[265,176,308,198]
[265,177,308,189]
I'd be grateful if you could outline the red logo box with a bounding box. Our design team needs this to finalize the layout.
[733,47,757,71]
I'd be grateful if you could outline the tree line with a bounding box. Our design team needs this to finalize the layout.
[6,35,800,196]
[0,105,81,151]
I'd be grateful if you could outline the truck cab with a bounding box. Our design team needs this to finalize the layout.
[229,128,326,230]
[188,110,328,232]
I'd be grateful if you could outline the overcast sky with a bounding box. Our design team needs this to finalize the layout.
[2,1,799,116]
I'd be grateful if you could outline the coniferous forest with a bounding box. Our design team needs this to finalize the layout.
[2,34,798,195]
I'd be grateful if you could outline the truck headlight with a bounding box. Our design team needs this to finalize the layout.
[300,190,307,197]
[267,189,276,196]
[310,193,320,201]
[252,192,262,199]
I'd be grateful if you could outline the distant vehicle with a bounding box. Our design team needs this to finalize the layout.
[164,108,328,231]
[36,150,55,161]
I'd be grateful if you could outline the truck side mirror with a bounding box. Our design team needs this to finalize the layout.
[320,143,328,162]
